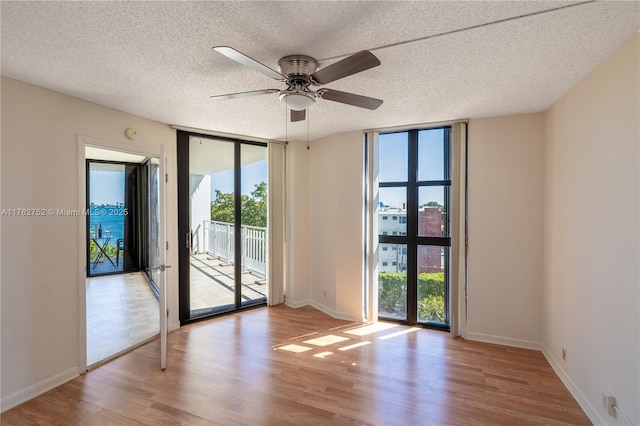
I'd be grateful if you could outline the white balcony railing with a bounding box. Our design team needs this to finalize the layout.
[203,220,266,278]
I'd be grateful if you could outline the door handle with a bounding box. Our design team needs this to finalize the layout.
[154,264,172,272]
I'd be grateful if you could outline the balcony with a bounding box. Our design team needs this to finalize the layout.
[202,220,266,279]
[189,221,267,312]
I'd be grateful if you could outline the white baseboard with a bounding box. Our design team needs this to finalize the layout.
[1,366,79,413]
[465,331,541,350]
[285,298,310,309]
[309,300,337,318]
[285,299,362,322]
[541,345,606,426]
[308,300,362,322]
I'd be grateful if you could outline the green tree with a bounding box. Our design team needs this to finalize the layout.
[421,200,444,210]
[242,181,267,227]
[210,181,267,228]
[210,190,235,223]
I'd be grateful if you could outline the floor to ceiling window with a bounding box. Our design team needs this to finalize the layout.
[376,127,451,329]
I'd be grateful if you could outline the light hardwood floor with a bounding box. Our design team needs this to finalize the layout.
[86,273,159,366]
[2,305,590,425]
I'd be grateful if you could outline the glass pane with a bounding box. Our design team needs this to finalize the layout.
[240,143,268,305]
[378,132,408,182]
[418,129,445,181]
[189,136,235,313]
[417,245,447,324]
[378,187,406,236]
[418,186,447,237]
[378,243,407,320]
[88,162,125,275]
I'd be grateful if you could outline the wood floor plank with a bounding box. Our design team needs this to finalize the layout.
[2,305,591,425]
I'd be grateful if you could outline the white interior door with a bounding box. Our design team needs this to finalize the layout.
[159,146,168,369]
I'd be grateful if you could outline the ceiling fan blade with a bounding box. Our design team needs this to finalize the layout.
[210,89,279,101]
[290,109,306,122]
[310,50,380,85]
[318,89,383,110]
[213,46,284,81]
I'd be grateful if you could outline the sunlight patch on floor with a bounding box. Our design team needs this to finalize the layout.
[378,327,421,340]
[303,334,350,347]
[338,341,371,351]
[277,344,313,353]
[343,322,398,336]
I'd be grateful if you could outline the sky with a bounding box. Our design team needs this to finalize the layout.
[89,169,125,205]
[378,129,446,209]
[210,159,267,198]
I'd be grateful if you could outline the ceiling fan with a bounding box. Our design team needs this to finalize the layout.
[211,46,383,122]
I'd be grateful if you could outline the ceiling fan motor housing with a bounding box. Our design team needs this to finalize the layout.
[278,55,319,81]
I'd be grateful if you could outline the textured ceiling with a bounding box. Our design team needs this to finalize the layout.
[1,1,638,141]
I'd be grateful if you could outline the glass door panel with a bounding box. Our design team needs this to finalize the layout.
[189,136,236,315]
[87,162,126,276]
[240,143,268,305]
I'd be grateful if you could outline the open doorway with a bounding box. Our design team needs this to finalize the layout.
[85,146,160,366]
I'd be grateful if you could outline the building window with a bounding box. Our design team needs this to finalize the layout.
[382,246,388,251]
[382,216,388,220]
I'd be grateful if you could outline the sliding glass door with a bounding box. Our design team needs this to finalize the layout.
[178,132,268,324]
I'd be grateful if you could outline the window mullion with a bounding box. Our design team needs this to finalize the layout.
[406,130,418,324]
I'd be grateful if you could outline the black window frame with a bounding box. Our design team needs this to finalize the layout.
[378,127,451,330]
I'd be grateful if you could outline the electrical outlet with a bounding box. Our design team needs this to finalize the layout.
[602,392,616,417]
[561,348,567,361]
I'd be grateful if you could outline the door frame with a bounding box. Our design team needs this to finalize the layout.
[77,135,166,372]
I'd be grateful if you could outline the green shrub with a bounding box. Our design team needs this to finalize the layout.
[418,295,445,323]
[378,272,446,323]
[89,240,117,261]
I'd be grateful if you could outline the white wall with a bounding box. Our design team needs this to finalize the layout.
[466,113,545,348]
[543,34,639,425]
[304,131,365,321]
[190,174,211,253]
[0,77,179,409]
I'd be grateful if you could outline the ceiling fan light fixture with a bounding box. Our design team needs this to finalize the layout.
[280,91,316,111]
